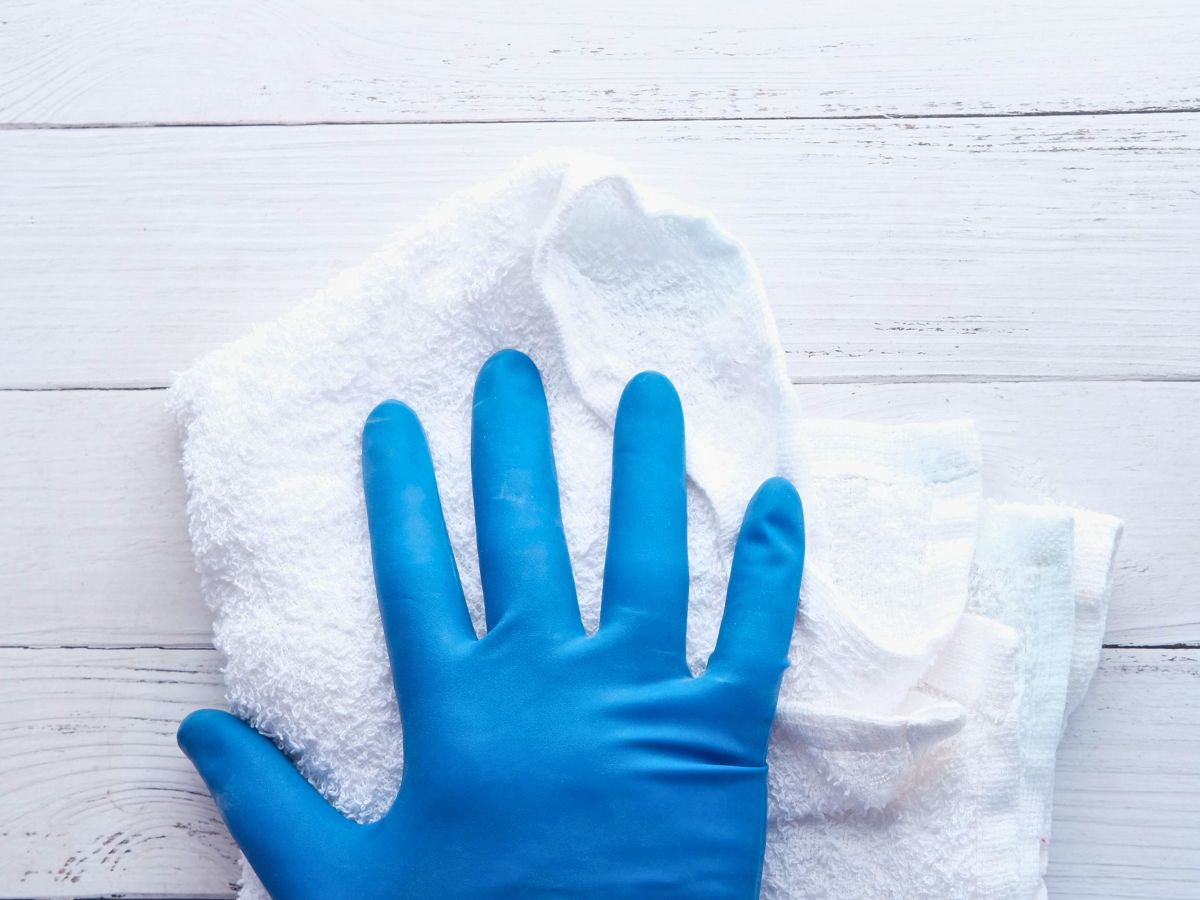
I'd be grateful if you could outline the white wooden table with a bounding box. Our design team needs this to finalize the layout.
[2,4,1198,897]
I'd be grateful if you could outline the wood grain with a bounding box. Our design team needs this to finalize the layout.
[0,648,235,898]
[1,646,1193,898]
[2,1,1198,125]
[1046,650,1200,898]
[0,389,210,648]
[1,382,1192,650]
[3,115,1199,390]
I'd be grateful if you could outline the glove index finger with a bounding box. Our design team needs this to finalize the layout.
[363,399,476,697]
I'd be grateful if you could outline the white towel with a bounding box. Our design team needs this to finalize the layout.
[170,151,1122,899]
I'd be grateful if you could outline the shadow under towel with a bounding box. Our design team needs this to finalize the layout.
[169,151,1122,899]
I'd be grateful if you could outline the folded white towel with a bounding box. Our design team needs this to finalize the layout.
[170,151,1122,898]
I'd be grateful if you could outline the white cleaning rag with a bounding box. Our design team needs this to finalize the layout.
[763,502,1121,899]
[170,151,1122,899]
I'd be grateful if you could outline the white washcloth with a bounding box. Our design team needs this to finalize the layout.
[763,502,1121,898]
[170,151,1122,899]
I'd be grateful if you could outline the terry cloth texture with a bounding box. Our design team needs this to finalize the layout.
[170,151,1123,899]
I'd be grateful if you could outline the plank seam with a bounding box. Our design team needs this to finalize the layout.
[0,897,233,900]
[2,643,1194,651]
[4,375,1200,393]
[4,105,1200,131]
[0,643,216,650]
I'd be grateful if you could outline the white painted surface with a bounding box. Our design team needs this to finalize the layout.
[2,1,1199,124]
[4,116,1199,388]
[1,3,1196,897]
[3,383,1194,649]
[2,648,1195,898]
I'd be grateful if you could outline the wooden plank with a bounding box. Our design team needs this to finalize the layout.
[0,648,235,898]
[1047,651,1200,897]
[1,381,1193,649]
[2,2,1198,125]
[0,390,212,648]
[3,115,1199,389]
[0,646,1194,897]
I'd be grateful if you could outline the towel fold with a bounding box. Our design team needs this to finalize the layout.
[170,151,1122,898]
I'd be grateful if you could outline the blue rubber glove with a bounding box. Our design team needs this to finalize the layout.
[178,349,805,899]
